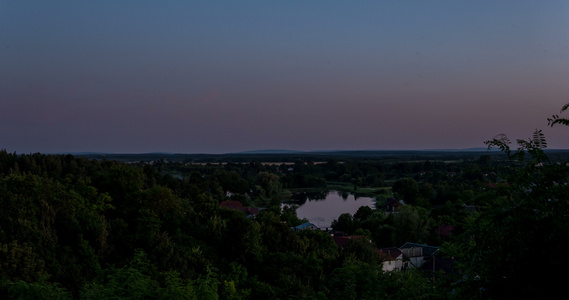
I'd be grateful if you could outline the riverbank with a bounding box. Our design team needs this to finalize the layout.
[325,181,391,197]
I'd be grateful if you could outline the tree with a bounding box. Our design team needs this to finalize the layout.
[456,129,569,299]
[326,261,385,300]
[393,206,432,245]
[341,236,381,265]
[0,241,46,282]
[80,250,161,299]
[360,212,396,247]
[391,178,420,205]
[547,102,569,127]
[1,278,71,300]
[331,213,355,233]
[353,206,373,222]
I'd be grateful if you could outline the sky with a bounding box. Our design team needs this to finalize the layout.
[2,1,569,154]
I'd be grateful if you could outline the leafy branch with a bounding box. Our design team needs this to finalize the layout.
[547,103,569,127]
[485,129,550,167]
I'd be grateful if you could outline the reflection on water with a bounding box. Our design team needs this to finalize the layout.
[288,190,328,204]
[283,190,375,229]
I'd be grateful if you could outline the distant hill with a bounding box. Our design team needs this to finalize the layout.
[236,149,305,154]
[417,147,495,152]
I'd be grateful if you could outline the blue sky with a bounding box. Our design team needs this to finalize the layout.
[2,1,569,153]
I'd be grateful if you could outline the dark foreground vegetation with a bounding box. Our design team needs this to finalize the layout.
[1,139,569,299]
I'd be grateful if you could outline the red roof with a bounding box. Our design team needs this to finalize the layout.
[378,247,403,260]
[438,225,454,237]
[220,200,243,209]
[333,236,350,248]
[220,200,259,216]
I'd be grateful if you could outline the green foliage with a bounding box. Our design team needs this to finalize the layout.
[280,204,304,227]
[331,213,356,233]
[327,261,385,300]
[456,130,569,298]
[255,171,281,200]
[341,237,381,265]
[297,229,339,261]
[1,149,514,299]
[1,277,71,300]
[484,129,550,166]
[158,271,197,300]
[0,241,45,282]
[353,205,373,222]
[392,178,420,205]
[393,206,433,246]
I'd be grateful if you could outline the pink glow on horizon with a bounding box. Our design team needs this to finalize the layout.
[1,1,569,154]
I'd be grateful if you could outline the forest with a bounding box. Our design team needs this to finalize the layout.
[1,133,569,299]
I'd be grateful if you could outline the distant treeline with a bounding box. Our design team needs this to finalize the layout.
[69,149,569,165]
[73,149,511,163]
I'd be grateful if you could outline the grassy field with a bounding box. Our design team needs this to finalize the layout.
[325,181,392,197]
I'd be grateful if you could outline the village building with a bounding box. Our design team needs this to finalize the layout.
[219,200,260,217]
[293,222,319,231]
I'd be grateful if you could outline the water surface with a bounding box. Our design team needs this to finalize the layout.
[283,190,375,229]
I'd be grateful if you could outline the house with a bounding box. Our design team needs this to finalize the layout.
[378,247,404,271]
[242,206,260,216]
[379,244,435,271]
[400,246,425,269]
[294,222,319,231]
[400,242,439,257]
[370,240,454,273]
[220,200,244,210]
[399,242,439,269]
[383,197,404,213]
[219,200,260,217]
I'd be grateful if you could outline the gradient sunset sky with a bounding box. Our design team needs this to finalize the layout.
[2,1,569,154]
